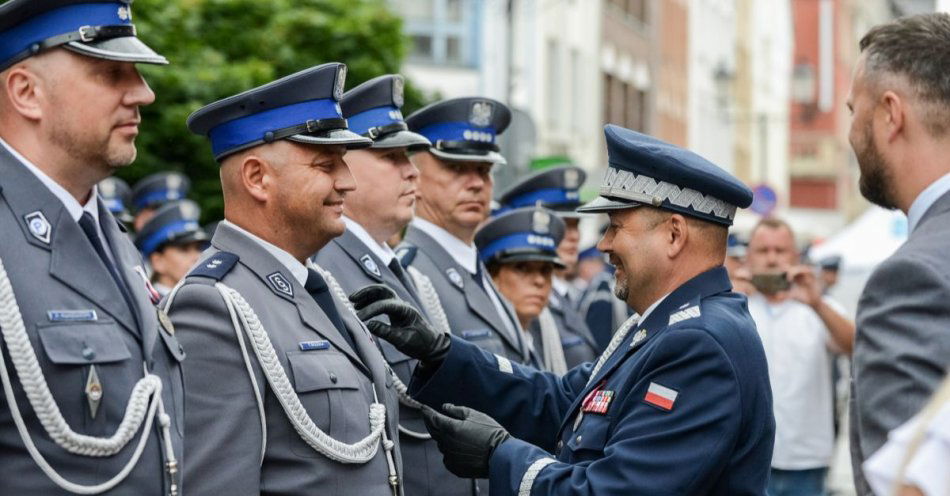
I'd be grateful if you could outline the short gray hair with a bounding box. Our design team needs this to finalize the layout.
[860,13,950,135]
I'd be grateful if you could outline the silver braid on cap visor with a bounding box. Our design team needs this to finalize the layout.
[600,167,737,221]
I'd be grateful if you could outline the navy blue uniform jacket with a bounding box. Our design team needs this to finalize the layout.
[410,267,774,495]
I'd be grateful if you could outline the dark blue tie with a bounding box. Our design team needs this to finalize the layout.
[79,212,137,317]
[305,269,356,352]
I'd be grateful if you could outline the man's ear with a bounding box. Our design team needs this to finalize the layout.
[667,214,689,259]
[4,65,45,121]
[240,154,271,203]
[878,90,905,142]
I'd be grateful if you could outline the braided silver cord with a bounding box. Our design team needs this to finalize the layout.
[214,283,386,464]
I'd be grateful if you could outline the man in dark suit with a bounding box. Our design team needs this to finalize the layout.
[0,1,184,494]
[847,13,950,495]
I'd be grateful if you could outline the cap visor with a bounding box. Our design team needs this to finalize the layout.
[65,37,168,65]
[494,252,565,269]
[430,148,507,165]
[371,130,432,151]
[575,196,642,214]
[288,129,373,150]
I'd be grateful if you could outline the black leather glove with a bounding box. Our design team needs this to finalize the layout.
[349,284,451,364]
[422,403,511,479]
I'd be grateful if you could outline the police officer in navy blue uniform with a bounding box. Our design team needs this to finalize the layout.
[475,206,594,371]
[131,171,190,231]
[312,74,477,496]
[0,1,184,494]
[496,166,600,357]
[134,199,209,297]
[169,62,404,496]
[398,97,537,368]
[352,124,775,496]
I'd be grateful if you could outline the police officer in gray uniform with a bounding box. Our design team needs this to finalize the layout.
[495,166,599,359]
[0,1,183,494]
[400,98,538,368]
[168,62,404,496]
[312,75,478,496]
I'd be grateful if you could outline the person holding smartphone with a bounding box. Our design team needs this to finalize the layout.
[741,217,855,496]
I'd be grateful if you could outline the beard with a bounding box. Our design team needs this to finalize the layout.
[613,268,629,302]
[48,117,137,173]
[856,122,898,210]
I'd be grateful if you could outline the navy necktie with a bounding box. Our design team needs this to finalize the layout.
[79,212,137,315]
[305,269,356,352]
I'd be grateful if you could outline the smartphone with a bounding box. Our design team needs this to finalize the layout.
[750,272,790,295]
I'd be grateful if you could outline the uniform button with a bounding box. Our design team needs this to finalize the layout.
[81,347,95,361]
[575,435,583,443]
[556,440,563,451]
[329,373,338,384]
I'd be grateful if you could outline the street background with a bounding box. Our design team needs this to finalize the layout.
[120,2,950,493]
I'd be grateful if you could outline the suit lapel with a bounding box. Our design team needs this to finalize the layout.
[332,231,426,311]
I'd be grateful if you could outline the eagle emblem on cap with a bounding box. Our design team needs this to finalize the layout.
[392,76,404,107]
[117,6,131,21]
[469,101,494,127]
[334,66,347,101]
[533,209,551,235]
[180,201,199,220]
[564,169,580,189]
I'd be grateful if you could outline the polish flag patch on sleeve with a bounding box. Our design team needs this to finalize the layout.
[644,382,678,411]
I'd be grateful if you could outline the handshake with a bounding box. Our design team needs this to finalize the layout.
[349,285,511,478]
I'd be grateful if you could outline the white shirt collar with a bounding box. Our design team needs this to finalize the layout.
[908,172,950,233]
[411,217,478,274]
[552,277,570,298]
[343,217,395,266]
[222,220,308,286]
[0,136,100,224]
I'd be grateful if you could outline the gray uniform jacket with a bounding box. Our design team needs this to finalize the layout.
[314,228,477,496]
[400,226,537,367]
[850,191,950,495]
[546,291,598,369]
[167,223,402,496]
[0,148,184,495]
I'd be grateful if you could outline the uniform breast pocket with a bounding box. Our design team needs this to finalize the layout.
[36,322,133,430]
[287,351,364,458]
[564,414,612,462]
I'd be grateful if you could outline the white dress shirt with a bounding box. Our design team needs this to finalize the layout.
[223,220,308,286]
[908,172,950,233]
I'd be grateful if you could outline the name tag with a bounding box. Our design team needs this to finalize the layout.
[47,310,98,322]
[461,329,492,340]
[298,340,330,351]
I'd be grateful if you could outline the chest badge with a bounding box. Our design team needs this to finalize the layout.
[629,329,647,348]
[85,365,103,419]
[360,254,381,278]
[446,268,464,290]
[582,388,614,415]
[24,211,51,244]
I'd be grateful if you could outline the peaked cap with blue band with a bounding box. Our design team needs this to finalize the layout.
[131,171,190,212]
[496,165,587,217]
[341,74,430,151]
[98,176,132,222]
[406,96,511,165]
[0,0,167,71]
[475,206,565,268]
[135,199,209,257]
[187,63,372,160]
[577,125,753,226]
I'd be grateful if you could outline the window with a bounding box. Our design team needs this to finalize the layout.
[395,0,477,66]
